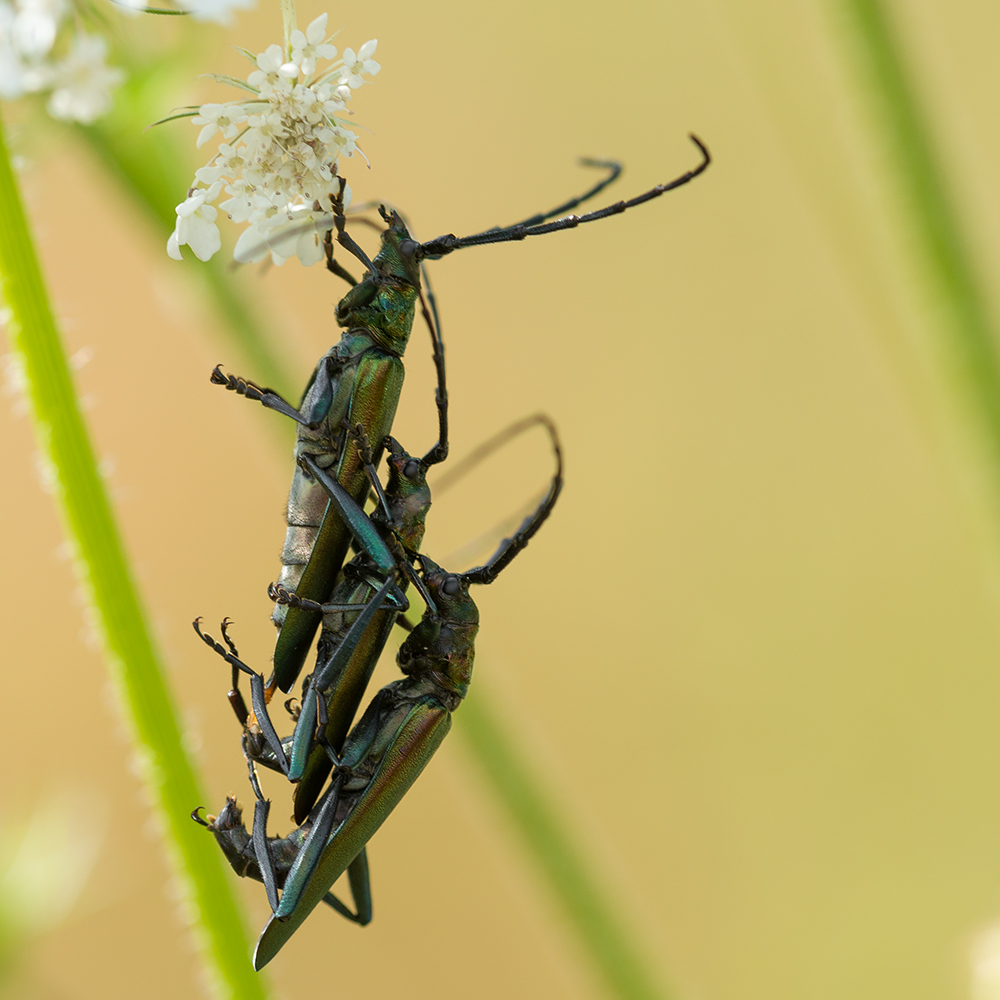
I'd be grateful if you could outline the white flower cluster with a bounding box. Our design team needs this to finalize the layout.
[0,0,124,123]
[167,13,380,267]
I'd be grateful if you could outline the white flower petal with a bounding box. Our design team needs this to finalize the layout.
[12,8,59,58]
[296,228,324,266]
[179,210,221,261]
[257,44,283,72]
[234,224,269,263]
[196,123,217,148]
[357,39,377,60]
[306,13,327,42]
[176,190,207,216]
[194,165,227,184]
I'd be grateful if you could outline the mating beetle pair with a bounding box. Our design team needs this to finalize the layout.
[196,416,562,966]
[193,136,710,968]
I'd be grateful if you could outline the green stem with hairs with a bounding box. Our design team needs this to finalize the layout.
[833,0,1000,468]
[0,109,270,1000]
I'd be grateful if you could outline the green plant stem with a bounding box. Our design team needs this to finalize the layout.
[457,694,669,1000]
[834,0,1000,467]
[0,110,269,1000]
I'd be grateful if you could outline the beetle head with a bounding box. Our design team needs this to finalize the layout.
[417,555,479,627]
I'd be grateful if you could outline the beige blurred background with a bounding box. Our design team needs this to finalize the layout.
[6,0,1000,998]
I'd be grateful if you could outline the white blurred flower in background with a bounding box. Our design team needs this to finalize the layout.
[0,0,122,122]
[0,0,257,121]
[46,33,123,123]
[0,789,103,988]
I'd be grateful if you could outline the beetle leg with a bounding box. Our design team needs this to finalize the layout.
[324,226,359,286]
[344,850,373,925]
[246,760,280,914]
[218,617,249,725]
[275,772,345,920]
[319,850,373,925]
[313,691,339,765]
[331,178,378,278]
[248,670,290,776]
[393,550,438,620]
[311,577,397,693]
[344,420,395,525]
[268,581,375,615]
[417,277,449,468]
[297,452,398,577]
[209,365,312,425]
[288,576,397,780]
[193,618,291,775]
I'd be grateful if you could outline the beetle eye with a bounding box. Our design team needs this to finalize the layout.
[398,239,418,257]
[442,575,461,596]
[402,459,421,479]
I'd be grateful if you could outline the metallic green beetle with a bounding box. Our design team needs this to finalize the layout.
[212,197,441,696]
[214,137,708,696]
[254,476,562,967]
[280,415,563,825]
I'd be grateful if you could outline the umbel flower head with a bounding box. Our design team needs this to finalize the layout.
[166,12,380,266]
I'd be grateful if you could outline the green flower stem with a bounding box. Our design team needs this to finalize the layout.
[457,694,669,1000]
[834,0,1000,470]
[78,63,296,396]
[0,110,270,1000]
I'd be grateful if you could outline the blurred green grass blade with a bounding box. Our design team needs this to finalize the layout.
[77,61,296,396]
[457,693,670,1000]
[0,110,270,1000]
[834,0,1000,461]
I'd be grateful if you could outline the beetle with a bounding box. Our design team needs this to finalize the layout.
[255,443,562,967]
[211,187,441,696]
[213,138,709,696]
[283,415,564,825]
